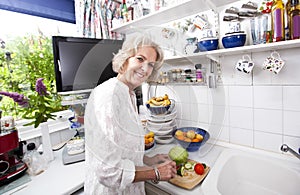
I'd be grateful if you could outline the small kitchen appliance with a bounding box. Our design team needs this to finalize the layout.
[0,129,27,186]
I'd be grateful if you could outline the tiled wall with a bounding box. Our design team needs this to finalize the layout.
[149,47,300,154]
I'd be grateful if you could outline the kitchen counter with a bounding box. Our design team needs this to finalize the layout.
[3,147,85,195]
[2,141,225,195]
[4,141,222,195]
[4,140,297,195]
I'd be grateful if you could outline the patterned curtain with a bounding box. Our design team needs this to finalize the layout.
[74,0,122,39]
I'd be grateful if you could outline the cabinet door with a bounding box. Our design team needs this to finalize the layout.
[145,182,171,195]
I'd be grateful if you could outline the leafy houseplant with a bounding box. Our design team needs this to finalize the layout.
[0,33,64,119]
[0,78,56,128]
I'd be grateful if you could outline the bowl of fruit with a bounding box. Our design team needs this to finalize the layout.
[146,94,175,115]
[172,127,210,152]
[144,131,155,150]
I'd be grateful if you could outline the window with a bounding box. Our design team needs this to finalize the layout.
[0,10,78,138]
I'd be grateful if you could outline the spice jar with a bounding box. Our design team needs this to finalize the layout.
[195,64,206,83]
[176,69,183,82]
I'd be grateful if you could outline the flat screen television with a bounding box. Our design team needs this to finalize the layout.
[52,36,123,94]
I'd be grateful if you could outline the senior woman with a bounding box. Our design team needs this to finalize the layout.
[84,34,177,194]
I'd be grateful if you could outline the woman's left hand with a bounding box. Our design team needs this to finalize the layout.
[144,154,170,166]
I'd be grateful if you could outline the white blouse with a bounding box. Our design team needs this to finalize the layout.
[84,78,146,195]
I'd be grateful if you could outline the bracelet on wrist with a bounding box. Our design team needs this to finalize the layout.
[151,166,160,184]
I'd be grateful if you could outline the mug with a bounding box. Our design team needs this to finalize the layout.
[0,160,9,175]
[228,21,241,34]
[236,55,255,74]
[263,51,285,74]
[1,116,15,130]
[193,15,209,30]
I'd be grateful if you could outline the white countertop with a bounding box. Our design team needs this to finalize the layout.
[5,140,297,195]
[4,147,85,195]
[4,141,224,195]
[5,141,222,195]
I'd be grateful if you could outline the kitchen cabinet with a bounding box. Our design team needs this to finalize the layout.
[145,182,171,195]
[112,0,300,66]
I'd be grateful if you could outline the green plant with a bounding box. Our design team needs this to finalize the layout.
[1,78,58,128]
[0,33,64,119]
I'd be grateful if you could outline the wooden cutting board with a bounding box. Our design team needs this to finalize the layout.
[169,160,210,190]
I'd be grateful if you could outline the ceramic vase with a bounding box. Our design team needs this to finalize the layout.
[40,122,54,162]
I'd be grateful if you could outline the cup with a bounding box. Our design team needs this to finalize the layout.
[250,14,268,45]
[236,55,255,74]
[263,51,285,74]
[228,21,241,34]
[1,116,15,130]
[193,15,209,30]
[201,29,214,39]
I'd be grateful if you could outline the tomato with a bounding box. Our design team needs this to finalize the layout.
[194,163,205,175]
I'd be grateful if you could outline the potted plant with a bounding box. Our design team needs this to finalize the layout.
[0,78,56,162]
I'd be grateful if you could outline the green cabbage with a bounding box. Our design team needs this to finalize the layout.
[168,146,188,165]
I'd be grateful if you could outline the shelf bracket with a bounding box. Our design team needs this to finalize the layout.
[206,54,219,64]
[201,0,217,11]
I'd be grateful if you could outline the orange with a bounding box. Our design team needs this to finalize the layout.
[176,135,185,140]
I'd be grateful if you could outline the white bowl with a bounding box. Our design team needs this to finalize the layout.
[150,126,175,136]
[155,135,174,144]
[146,108,177,123]
[147,119,174,127]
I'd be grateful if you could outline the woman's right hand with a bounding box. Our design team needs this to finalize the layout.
[156,160,177,181]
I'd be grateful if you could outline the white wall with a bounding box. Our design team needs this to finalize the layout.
[148,46,300,154]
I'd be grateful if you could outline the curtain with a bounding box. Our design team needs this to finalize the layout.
[75,0,123,39]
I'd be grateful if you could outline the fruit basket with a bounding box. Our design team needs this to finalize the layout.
[146,94,175,115]
[172,127,210,152]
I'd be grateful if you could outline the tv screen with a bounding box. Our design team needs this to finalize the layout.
[52,36,123,94]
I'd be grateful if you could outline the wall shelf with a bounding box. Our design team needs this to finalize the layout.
[111,0,300,66]
[164,39,300,65]
[111,0,237,34]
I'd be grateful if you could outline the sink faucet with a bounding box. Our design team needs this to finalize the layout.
[280,144,300,160]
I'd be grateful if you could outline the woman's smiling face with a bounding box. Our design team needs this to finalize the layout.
[117,46,157,91]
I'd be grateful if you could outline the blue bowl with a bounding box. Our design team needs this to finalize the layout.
[146,104,170,115]
[172,127,210,152]
[197,38,219,51]
[222,33,246,48]
[146,99,175,115]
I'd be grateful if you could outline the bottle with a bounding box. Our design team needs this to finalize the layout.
[286,0,292,40]
[271,0,285,42]
[121,0,128,23]
[23,143,47,176]
[128,5,133,22]
[195,64,206,83]
[287,0,300,39]
[259,0,273,43]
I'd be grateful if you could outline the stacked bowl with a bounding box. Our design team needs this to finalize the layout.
[145,96,177,145]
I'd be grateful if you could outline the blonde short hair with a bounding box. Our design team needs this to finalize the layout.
[112,35,164,82]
